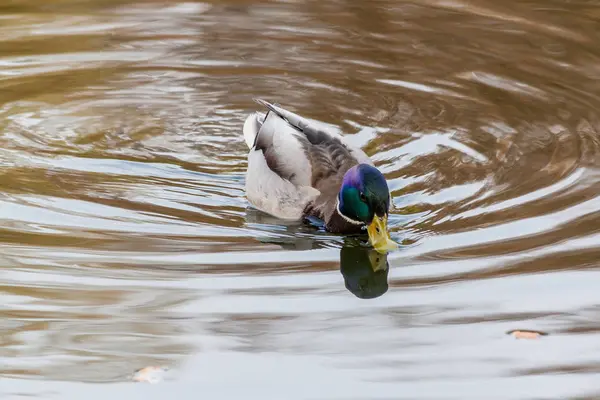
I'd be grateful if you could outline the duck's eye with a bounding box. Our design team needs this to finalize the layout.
[359,192,366,202]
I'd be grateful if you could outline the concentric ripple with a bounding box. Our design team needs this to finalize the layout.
[2,0,600,399]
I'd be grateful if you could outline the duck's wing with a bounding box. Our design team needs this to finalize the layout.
[243,103,317,220]
[245,146,320,220]
[246,99,372,187]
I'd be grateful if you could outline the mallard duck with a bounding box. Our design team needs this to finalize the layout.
[243,99,398,253]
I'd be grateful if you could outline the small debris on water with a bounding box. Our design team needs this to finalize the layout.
[132,366,169,383]
[506,329,548,340]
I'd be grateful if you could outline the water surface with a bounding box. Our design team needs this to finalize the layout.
[2,0,600,399]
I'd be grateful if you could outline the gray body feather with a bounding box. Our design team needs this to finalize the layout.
[243,99,373,230]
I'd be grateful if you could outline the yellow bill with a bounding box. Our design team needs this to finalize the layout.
[367,214,398,254]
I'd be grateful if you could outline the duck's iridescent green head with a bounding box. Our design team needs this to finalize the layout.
[337,164,398,253]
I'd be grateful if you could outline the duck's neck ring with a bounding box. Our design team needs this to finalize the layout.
[335,198,364,226]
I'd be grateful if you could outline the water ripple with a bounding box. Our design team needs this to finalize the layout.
[2,0,600,398]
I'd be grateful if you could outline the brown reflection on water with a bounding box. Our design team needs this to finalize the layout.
[2,0,600,399]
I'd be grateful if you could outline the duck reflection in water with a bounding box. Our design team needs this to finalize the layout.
[339,244,389,299]
[245,208,390,298]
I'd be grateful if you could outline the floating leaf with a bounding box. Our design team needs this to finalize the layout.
[506,330,548,340]
[132,366,169,384]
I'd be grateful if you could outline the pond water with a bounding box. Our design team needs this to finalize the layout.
[2,0,600,399]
